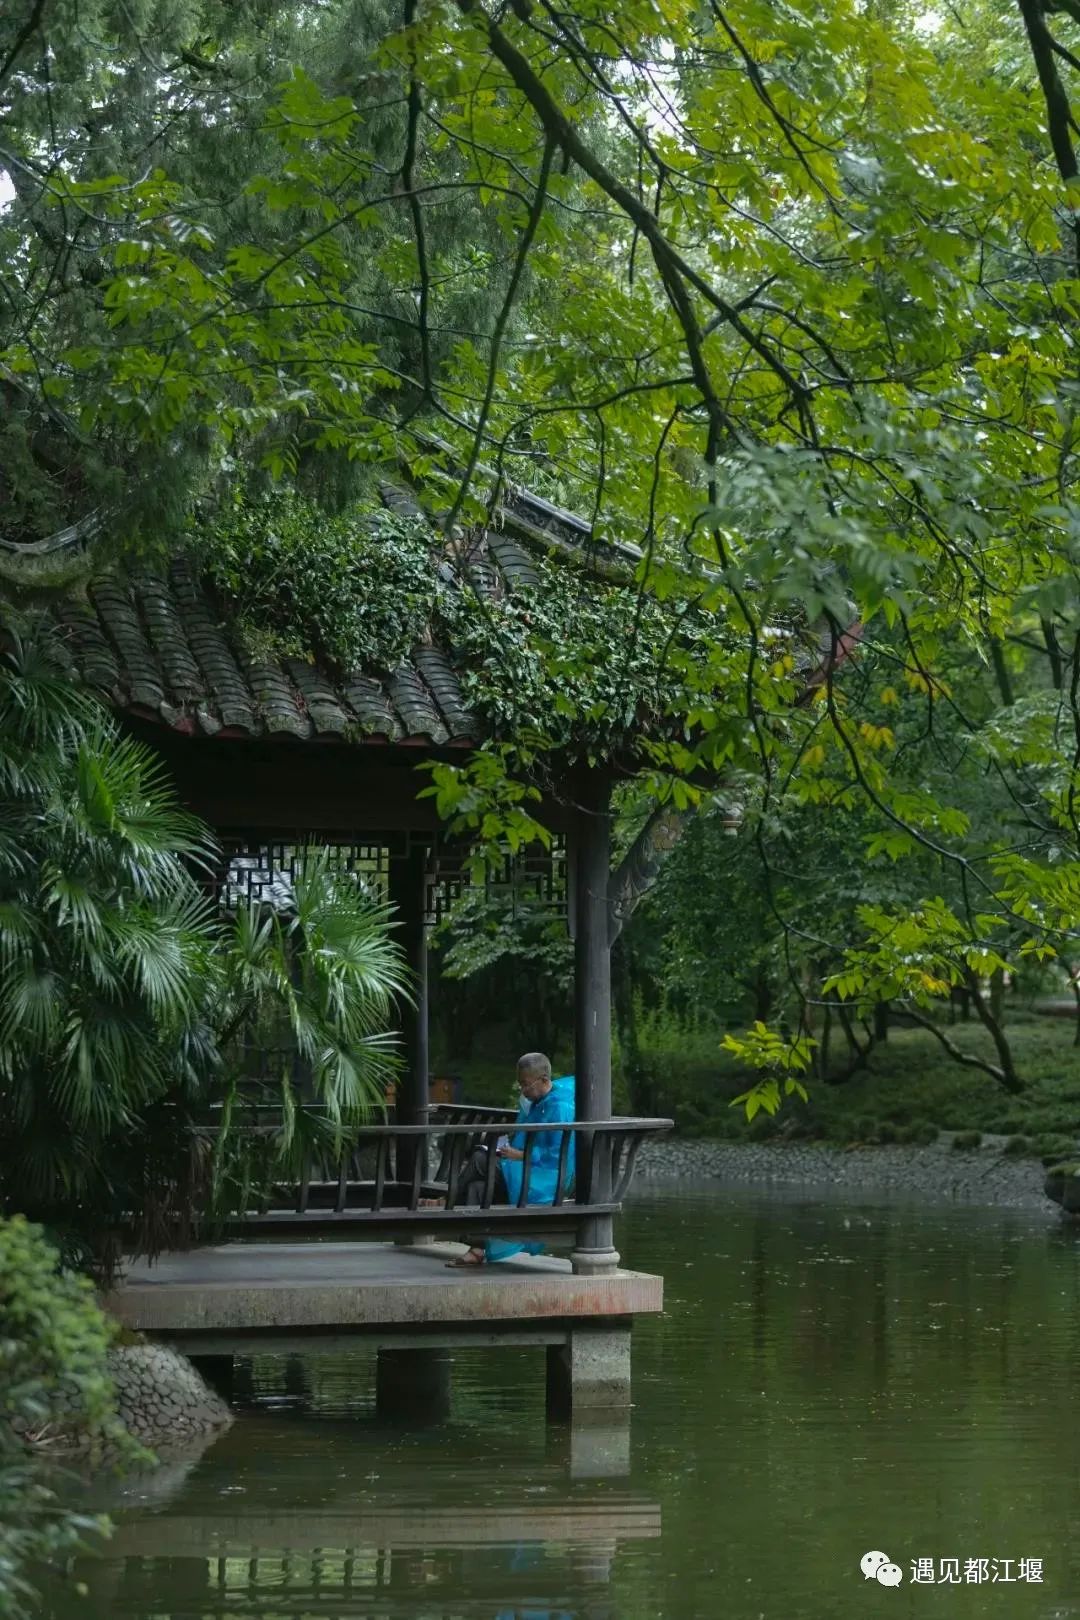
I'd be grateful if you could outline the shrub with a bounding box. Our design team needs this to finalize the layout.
[952,1130,983,1151]
[0,1217,135,1618]
[204,495,440,674]
[782,1117,819,1140]
[1003,1135,1031,1157]
[1035,1134,1078,1166]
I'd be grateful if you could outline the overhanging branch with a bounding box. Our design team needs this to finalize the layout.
[606,620,864,942]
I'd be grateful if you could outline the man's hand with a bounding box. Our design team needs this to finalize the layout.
[496,1146,525,1160]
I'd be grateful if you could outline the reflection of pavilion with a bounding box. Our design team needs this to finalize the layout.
[78,1483,657,1619]
[68,1375,658,1620]
[85,1543,631,1620]
[109,1500,658,1556]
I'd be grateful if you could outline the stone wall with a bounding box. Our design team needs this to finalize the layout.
[10,1341,232,1455]
[107,1344,232,1447]
[1044,1163,1080,1214]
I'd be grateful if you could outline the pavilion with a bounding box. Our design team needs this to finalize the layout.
[44,475,683,1265]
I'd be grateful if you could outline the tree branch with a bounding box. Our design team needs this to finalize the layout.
[1017,0,1080,268]
[444,136,555,536]
[0,0,45,96]
[905,1004,1023,1092]
[608,803,700,945]
[400,0,432,409]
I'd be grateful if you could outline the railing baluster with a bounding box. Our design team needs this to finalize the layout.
[613,1133,644,1201]
[554,1128,572,1206]
[610,1132,625,1196]
[434,1127,452,1183]
[517,1134,534,1207]
[373,1136,387,1212]
[446,1133,465,1209]
[481,1132,499,1207]
[410,1138,424,1209]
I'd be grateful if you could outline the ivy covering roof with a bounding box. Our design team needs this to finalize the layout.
[43,481,646,748]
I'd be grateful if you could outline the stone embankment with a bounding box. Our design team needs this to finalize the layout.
[636,1133,1070,1213]
[24,1344,233,1453]
[107,1344,232,1447]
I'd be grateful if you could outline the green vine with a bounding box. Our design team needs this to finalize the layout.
[199,491,740,757]
[201,491,440,674]
[446,564,734,754]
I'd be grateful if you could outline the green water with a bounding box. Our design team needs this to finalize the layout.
[58,1183,1080,1618]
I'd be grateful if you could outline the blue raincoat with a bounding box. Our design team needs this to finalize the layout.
[484,1074,575,1264]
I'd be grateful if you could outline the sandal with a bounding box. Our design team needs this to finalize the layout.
[445,1249,485,1267]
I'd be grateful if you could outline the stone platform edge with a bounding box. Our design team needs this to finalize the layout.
[106,1263,662,1334]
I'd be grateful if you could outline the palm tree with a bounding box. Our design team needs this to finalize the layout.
[207,847,409,1206]
[0,633,216,1265]
[0,631,407,1271]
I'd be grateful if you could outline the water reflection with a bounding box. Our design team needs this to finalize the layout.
[87,1537,631,1619]
[68,1351,653,1620]
[48,1182,1080,1619]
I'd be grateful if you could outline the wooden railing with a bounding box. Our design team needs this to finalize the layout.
[214,1112,670,1236]
[429,1101,518,1127]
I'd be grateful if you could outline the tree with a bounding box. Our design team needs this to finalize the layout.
[8,0,1080,1106]
[0,0,517,542]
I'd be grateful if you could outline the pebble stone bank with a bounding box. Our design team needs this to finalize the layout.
[106,1345,232,1446]
[635,1133,1065,1214]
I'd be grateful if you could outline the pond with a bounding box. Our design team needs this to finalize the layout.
[53,1181,1080,1619]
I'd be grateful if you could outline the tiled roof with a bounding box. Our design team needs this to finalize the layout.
[43,483,624,748]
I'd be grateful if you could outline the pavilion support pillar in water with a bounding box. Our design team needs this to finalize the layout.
[568,1412,632,1480]
[388,843,430,1199]
[190,1353,234,1402]
[572,771,618,1276]
[375,1347,450,1423]
[546,1324,632,1419]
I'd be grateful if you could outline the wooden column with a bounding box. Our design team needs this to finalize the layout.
[388,845,429,1185]
[572,772,618,1275]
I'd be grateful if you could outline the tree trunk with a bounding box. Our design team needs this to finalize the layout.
[612,936,649,1115]
[873,1001,890,1043]
[818,1004,832,1081]
[951,985,971,1022]
[963,968,1022,1093]
[989,967,1006,1028]
[824,1005,877,1084]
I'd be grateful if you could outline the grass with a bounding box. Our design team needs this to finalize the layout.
[628,1016,1080,1153]
[441,1013,1080,1157]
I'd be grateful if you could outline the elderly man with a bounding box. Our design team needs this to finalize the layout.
[445,1052,576,1268]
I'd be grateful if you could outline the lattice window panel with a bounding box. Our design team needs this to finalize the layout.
[217,834,567,928]
[429,834,567,926]
[220,839,390,912]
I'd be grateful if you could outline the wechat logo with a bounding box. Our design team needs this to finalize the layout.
[862,1551,904,1587]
